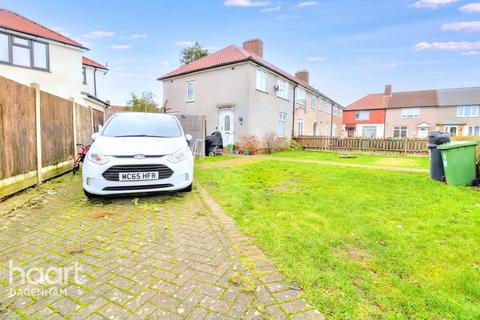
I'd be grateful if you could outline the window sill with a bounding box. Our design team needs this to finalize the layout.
[256,88,269,94]
[186,100,195,103]
[0,60,50,73]
[276,95,289,101]
[457,115,479,118]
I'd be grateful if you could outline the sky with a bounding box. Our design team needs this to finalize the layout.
[2,0,480,106]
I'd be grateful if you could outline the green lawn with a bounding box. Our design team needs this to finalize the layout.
[195,154,237,164]
[196,159,480,319]
[270,150,429,170]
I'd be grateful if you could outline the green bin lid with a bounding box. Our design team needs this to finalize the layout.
[437,140,479,150]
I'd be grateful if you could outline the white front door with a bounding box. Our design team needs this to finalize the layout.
[418,128,428,138]
[218,110,234,146]
[445,126,457,136]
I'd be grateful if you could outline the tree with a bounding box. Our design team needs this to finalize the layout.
[179,42,209,65]
[125,91,162,113]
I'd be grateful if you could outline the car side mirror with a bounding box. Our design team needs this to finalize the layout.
[91,133,99,140]
[185,134,192,141]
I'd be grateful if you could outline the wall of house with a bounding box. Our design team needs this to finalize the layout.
[82,66,96,96]
[0,39,84,102]
[162,62,297,143]
[436,105,480,136]
[293,92,342,136]
[385,107,437,138]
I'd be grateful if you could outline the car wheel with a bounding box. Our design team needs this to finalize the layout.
[181,183,193,192]
[83,189,100,199]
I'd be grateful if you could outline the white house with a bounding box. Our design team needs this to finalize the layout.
[0,8,109,111]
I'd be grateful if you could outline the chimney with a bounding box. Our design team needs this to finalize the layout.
[384,84,392,96]
[243,39,263,58]
[295,70,309,84]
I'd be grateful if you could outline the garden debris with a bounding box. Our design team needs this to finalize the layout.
[91,209,110,219]
[66,245,84,255]
[288,284,303,291]
[228,272,256,293]
[46,190,58,195]
[24,196,48,209]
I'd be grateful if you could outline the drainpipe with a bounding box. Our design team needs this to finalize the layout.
[291,84,298,138]
[330,102,334,137]
[383,108,387,138]
[93,68,97,97]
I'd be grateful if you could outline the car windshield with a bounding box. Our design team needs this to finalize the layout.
[102,115,182,138]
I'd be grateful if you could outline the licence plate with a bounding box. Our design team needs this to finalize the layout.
[119,172,159,181]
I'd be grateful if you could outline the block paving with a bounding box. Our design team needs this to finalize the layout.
[0,174,323,319]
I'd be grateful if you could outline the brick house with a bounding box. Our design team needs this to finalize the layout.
[159,39,343,145]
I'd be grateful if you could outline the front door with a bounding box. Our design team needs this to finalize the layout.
[218,110,234,146]
[445,126,457,136]
[418,128,428,138]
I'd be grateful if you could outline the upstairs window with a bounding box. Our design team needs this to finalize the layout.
[401,108,420,119]
[310,96,316,109]
[318,98,323,111]
[333,105,341,117]
[0,33,49,70]
[256,69,268,92]
[82,67,87,84]
[457,105,479,118]
[326,102,332,114]
[355,111,369,120]
[186,81,195,102]
[276,79,289,100]
[296,87,306,106]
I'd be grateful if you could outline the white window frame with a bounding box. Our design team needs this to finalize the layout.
[467,125,480,136]
[362,125,377,138]
[82,67,87,85]
[355,111,370,120]
[296,87,306,106]
[457,105,479,118]
[392,126,408,138]
[276,79,289,100]
[0,32,49,71]
[277,112,287,137]
[256,68,268,92]
[297,117,304,136]
[318,98,323,111]
[310,96,316,110]
[401,108,420,119]
[332,124,337,136]
[326,102,332,115]
[186,81,195,102]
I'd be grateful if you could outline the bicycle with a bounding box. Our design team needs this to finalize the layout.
[73,143,90,174]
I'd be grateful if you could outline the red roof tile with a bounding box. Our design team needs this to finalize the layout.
[158,44,339,105]
[0,8,85,49]
[82,56,107,70]
[345,93,388,111]
[388,90,438,108]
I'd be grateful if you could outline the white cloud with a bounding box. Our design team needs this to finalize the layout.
[159,61,170,66]
[409,0,458,8]
[308,56,326,62]
[414,41,480,51]
[74,38,92,48]
[261,5,281,12]
[462,50,480,55]
[175,40,195,46]
[295,1,318,8]
[50,27,71,37]
[125,33,148,39]
[442,21,480,32]
[459,3,480,13]
[83,31,115,39]
[224,0,269,7]
[111,44,132,50]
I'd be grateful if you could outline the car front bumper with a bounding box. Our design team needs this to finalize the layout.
[82,156,193,196]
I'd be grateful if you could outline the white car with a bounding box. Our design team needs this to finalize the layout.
[82,113,194,198]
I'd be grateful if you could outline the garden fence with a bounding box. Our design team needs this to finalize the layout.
[294,136,428,155]
[0,75,105,199]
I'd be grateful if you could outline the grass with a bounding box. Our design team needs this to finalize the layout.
[196,159,480,319]
[195,154,237,164]
[270,150,429,169]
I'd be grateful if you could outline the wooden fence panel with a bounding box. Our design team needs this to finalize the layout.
[0,76,36,179]
[40,91,74,167]
[92,109,104,133]
[294,136,428,154]
[174,114,206,142]
[75,104,93,146]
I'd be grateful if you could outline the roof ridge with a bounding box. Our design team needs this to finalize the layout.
[0,8,85,48]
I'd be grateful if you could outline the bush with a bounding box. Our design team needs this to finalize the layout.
[287,139,303,151]
[240,136,261,155]
[263,132,277,154]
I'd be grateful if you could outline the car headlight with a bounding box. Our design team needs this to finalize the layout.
[168,146,191,163]
[88,148,109,165]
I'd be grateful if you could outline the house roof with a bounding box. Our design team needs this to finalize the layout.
[82,56,108,70]
[344,93,388,111]
[158,44,342,107]
[437,87,480,106]
[0,8,86,49]
[388,90,438,108]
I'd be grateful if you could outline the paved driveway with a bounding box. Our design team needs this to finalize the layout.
[0,175,322,319]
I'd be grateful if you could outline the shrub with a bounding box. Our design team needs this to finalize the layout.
[263,132,277,154]
[287,139,303,151]
[240,136,261,155]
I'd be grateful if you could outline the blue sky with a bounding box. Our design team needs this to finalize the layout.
[2,0,480,106]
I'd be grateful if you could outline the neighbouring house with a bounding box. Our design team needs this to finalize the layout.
[0,8,109,112]
[105,105,126,120]
[159,39,343,145]
[344,85,480,138]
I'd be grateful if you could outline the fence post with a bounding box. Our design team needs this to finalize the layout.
[90,106,94,135]
[71,99,77,158]
[31,83,42,186]
[404,140,408,156]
